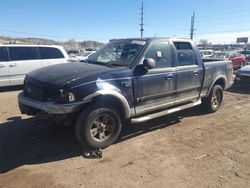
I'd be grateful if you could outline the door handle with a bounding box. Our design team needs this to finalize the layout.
[165,74,174,80]
[9,63,17,67]
[193,71,199,76]
[0,64,6,68]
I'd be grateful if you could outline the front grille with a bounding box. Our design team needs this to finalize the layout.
[24,76,62,102]
[24,78,46,101]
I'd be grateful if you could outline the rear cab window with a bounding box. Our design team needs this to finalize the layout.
[39,47,64,59]
[174,42,197,66]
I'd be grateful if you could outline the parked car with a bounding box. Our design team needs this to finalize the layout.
[79,51,96,62]
[200,50,215,58]
[214,51,246,70]
[18,38,234,149]
[0,45,69,87]
[66,49,81,55]
[238,50,250,62]
[69,51,96,62]
[235,65,250,83]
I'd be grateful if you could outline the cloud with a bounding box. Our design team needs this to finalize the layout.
[195,30,250,44]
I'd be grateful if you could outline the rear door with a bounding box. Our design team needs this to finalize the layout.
[8,46,43,86]
[133,41,177,115]
[174,42,203,105]
[0,47,10,86]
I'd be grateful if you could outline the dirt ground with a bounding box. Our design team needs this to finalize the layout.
[0,83,250,188]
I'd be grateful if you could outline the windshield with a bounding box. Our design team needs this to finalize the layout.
[88,40,145,67]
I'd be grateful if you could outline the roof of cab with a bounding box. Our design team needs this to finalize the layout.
[109,37,192,43]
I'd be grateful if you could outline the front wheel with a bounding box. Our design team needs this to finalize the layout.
[75,104,122,149]
[202,85,223,113]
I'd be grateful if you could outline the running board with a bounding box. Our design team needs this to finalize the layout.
[131,100,202,123]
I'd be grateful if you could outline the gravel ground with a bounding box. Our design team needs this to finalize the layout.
[0,83,250,188]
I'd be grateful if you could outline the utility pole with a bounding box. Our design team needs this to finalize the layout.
[190,12,195,40]
[139,1,144,38]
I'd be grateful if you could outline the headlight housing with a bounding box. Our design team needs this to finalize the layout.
[59,89,76,103]
[68,92,75,102]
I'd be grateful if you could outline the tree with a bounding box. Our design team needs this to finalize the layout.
[199,39,209,49]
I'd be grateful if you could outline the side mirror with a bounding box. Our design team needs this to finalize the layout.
[143,58,156,70]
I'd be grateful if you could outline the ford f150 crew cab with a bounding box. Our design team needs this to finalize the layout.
[18,38,234,149]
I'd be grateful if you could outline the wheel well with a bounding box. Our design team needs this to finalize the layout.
[213,78,226,89]
[92,95,127,119]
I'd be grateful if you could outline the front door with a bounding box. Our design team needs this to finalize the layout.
[133,41,177,116]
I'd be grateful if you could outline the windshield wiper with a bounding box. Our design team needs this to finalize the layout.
[105,60,129,67]
[107,63,126,67]
[87,60,114,67]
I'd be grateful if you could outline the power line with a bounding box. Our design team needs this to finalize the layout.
[197,8,250,19]
[197,28,250,35]
[4,8,138,26]
[0,28,111,41]
[0,29,71,39]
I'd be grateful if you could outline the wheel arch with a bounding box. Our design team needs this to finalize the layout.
[83,90,131,119]
[207,76,226,96]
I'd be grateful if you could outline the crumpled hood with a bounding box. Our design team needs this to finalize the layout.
[27,63,111,86]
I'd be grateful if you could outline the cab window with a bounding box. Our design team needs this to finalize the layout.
[174,42,197,66]
[144,42,172,68]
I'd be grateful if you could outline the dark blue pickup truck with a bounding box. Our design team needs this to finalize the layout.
[18,38,234,149]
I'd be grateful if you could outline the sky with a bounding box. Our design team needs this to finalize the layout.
[0,0,250,44]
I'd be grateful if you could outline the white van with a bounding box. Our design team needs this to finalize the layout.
[200,50,215,58]
[0,45,69,87]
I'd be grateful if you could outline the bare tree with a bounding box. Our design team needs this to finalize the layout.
[199,39,209,49]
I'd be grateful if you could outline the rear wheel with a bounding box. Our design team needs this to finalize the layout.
[202,85,223,113]
[75,103,122,149]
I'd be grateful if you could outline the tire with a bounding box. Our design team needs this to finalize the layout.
[202,85,223,113]
[75,103,122,149]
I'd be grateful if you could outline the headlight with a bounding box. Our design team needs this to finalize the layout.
[59,89,76,103]
[68,92,75,102]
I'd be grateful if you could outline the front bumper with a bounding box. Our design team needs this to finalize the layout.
[18,92,87,115]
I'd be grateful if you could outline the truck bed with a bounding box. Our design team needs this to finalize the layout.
[201,58,233,97]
